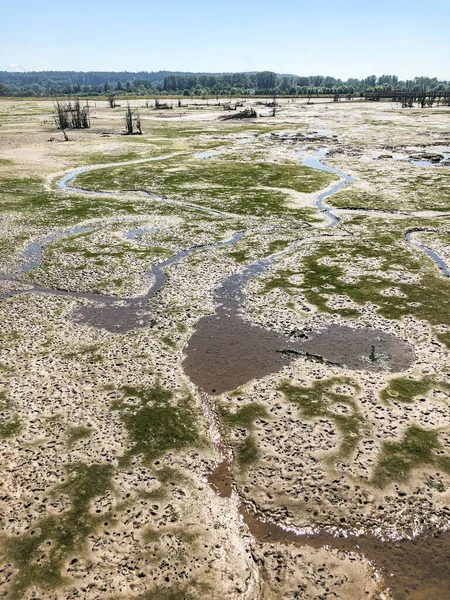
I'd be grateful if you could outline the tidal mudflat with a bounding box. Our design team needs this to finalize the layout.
[1,97,450,599]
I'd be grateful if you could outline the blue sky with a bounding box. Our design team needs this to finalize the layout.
[1,0,449,78]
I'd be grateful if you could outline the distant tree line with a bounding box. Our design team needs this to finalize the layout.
[0,71,448,98]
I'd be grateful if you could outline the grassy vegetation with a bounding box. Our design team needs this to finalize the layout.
[112,382,202,466]
[62,343,103,362]
[73,157,337,218]
[372,425,450,487]
[66,425,92,448]
[123,585,201,600]
[3,462,114,599]
[218,401,268,468]
[278,378,363,459]
[0,391,22,438]
[0,413,22,438]
[260,216,450,344]
[261,268,301,294]
[329,165,450,212]
[380,375,450,404]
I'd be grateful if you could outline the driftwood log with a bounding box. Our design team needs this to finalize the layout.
[219,108,257,120]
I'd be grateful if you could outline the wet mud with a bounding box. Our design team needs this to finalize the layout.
[184,247,415,394]
[208,461,450,600]
[298,324,415,372]
[241,503,450,600]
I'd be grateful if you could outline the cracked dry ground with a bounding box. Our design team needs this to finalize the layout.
[1,97,450,599]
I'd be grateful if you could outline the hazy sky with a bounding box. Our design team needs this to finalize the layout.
[2,0,449,79]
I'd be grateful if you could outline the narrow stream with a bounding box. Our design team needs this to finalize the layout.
[406,228,450,278]
[299,149,355,227]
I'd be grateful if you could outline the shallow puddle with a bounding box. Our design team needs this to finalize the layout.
[298,324,415,371]
[184,256,415,395]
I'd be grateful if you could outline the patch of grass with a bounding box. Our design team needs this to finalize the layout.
[66,425,92,448]
[218,401,268,468]
[112,382,202,466]
[278,378,362,458]
[74,157,337,219]
[267,239,290,254]
[261,269,300,295]
[84,150,145,165]
[0,176,44,193]
[62,343,103,363]
[161,335,177,348]
[235,436,260,468]
[372,425,450,487]
[4,462,114,599]
[0,413,21,438]
[122,586,201,600]
[218,402,268,429]
[228,249,248,263]
[380,375,450,404]
[437,332,450,350]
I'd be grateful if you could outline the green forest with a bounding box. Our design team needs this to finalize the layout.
[0,70,448,98]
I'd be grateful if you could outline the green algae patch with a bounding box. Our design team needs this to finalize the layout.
[4,462,114,600]
[112,383,202,466]
[218,401,268,468]
[278,378,362,459]
[0,413,21,438]
[66,425,92,448]
[372,426,450,487]
[380,375,450,404]
[74,158,337,219]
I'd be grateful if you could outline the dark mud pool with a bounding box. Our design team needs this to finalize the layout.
[183,312,415,395]
[183,247,415,395]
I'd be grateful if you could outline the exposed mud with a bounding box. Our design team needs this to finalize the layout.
[207,460,450,600]
[240,503,450,600]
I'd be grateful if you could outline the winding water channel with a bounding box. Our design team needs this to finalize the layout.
[2,147,450,598]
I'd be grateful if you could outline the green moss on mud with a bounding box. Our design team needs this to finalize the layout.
[3,462,114,599]
[372,426,450,487]
[112,383,202,465]
[380,375,450,404]
[278,378,362,458]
